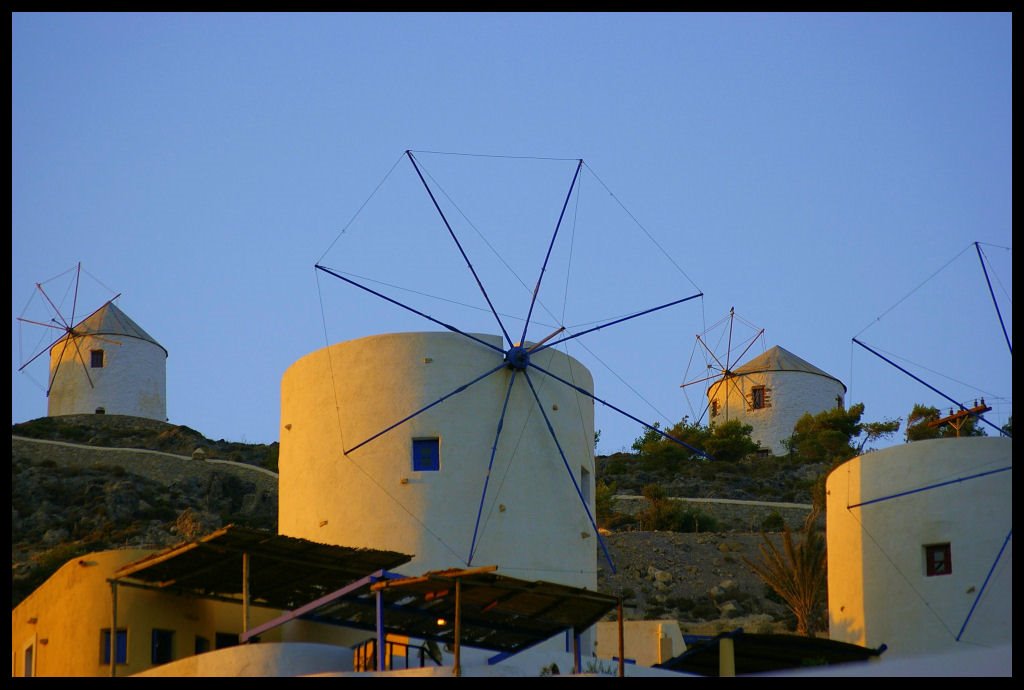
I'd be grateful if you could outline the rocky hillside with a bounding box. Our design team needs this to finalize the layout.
[11,415,278,607]
[11,415,811,634]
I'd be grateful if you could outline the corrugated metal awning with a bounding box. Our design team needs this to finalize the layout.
[113,524,413,610]
[112,525,619,655]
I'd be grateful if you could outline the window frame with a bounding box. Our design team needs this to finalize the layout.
[751,385,766,410]
[90,349,105,368]
[412,437,441,472]
[925,543,952,577]
[100,627,128,665]
[23,641,34,678]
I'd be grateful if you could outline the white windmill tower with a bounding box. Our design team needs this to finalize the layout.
[280,151,709,598]
[17,263,168,421]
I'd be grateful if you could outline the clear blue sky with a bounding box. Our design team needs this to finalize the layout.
[12,12,1012,454]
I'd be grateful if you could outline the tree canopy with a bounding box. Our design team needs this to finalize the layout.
[905,403,988,441]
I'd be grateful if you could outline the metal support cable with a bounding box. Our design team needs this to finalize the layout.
[345,361,508,455]
[534,293,703,354]
[315,265,504,355]
[406,150,513,347]
[468,370,518,566]
[523,369,616,573]
[975,242,1012,356]
[852,338,1006,436]
[519,159,583,345]
[957,529,1012,641]
[847,466,1011,509]
[528,360,712,460]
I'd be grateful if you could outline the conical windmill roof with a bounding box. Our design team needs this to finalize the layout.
[733,345,845,391]
[55,301,167,355]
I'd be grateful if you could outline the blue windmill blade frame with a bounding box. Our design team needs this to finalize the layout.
[467,369,518,566]
[406,150,514,348]
[318,151,711,575]
[528,360,714,460]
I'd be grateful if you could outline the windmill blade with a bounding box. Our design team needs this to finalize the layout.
[16,316,69,332]
[405,150,513,348]
[467,370,518,566]
[723,374,748,418]
[36,282,73,330]
[316,264,504,356]
[69,262,82,335]
[519,159,583,346]
[729,328,765,370]
[345,361,509,455]
[45,335,75,396]
[680,370,727,390]
[853,338,1007,437]
[696,334,729,373]
[725,307,736,372]
[528,360,712,460]
[17,325,74,372]
[975,242,1012,356]
[693,395,713,427]
[522,369,615,573]
[68,336,96,389]
[534,292,703,354]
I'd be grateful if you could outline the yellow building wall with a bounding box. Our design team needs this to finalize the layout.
[11,549,373,677]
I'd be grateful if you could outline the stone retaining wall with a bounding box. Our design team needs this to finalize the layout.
[11,436,278,496]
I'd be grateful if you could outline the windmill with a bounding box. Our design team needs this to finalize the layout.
[309,150,712,575]
[16,262,123,397]
[679,307,765,426]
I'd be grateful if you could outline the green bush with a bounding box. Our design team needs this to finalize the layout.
[674,509,719,533]
[761,511,786,531]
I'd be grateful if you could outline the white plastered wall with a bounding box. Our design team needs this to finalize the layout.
[826,437,1012,658]
[47,333,167,421]
[709,371,845,455]
[278,332,598,590]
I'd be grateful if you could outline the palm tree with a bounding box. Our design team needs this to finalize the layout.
[743,511,827,636]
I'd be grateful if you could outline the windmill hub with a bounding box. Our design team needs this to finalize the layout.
[504,345,531,370]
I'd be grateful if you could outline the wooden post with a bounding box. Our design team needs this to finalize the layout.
[617,598,624,678]
[109,581,118,677]
[719,637,736,677]
[453,578,462,677]
[573,632,580,674]
[376,589,385,671]
[242,552,250,639]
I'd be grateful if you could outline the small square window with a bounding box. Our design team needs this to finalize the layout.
[91,350,105,368]
[925,543,952,576]
[101,628,128,665]
[412,438,440,472]
[751,386,766,410]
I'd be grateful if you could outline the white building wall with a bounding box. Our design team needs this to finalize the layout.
[47,333,167,421]
[826,437,1012,658]
[278,332,598,591]
[709,371,845,455]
